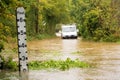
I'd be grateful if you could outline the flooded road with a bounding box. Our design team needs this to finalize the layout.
[1,38,120,80]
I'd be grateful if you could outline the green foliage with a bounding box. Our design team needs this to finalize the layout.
[71,0,120,42]
[26,5,37,35]
[29,58,91,71]
[0,42,4,52]
[0,0,17,39]
[2,56,18,71]
[72,51,83,54]
[0,22,10,52]
[39,0,71,34]
[82,7,101,38]
[0,0,120,47]
[35,34,55,40]
[28,34,55,41]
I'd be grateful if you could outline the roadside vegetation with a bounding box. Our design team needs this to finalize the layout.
[1,0,120,43]
[0,57,91,71]
[0,56,18,71]
[29,58,91,71]
[1,0,120,70]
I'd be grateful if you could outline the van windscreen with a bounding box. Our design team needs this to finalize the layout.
[62,27,76,32]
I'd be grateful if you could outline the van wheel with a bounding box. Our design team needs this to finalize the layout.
[62,37,65,39]
[74,36,78,39]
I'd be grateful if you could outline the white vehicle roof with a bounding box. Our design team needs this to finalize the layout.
[62,24,76,28]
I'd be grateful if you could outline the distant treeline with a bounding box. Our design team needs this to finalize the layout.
[0,0,120,51]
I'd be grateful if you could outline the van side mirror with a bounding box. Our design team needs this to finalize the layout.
[59,30,62,33]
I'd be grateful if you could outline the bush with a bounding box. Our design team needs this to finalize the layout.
[1,56,18,71]
[0,42,4,52]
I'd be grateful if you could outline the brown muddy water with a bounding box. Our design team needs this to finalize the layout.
[1,38,120,80]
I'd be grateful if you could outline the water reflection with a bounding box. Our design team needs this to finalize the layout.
[19,71,29,80]
[60,39,79,60]
[62,39,78,53]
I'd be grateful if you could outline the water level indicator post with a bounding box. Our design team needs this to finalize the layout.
[16,7,28,73]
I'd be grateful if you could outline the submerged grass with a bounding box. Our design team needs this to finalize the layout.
[0,57,92,71]
[72,51,83,55]
[29,58,91,71]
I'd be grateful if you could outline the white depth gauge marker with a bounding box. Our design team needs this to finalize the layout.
[16,7,28,72]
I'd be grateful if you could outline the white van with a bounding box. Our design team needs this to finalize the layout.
[61,24,78,39]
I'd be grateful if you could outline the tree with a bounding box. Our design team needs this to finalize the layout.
[0,0,17,52]
[39,0,71,34]
[70,0,120,41]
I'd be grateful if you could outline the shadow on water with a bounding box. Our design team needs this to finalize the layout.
[1,38,120,80]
